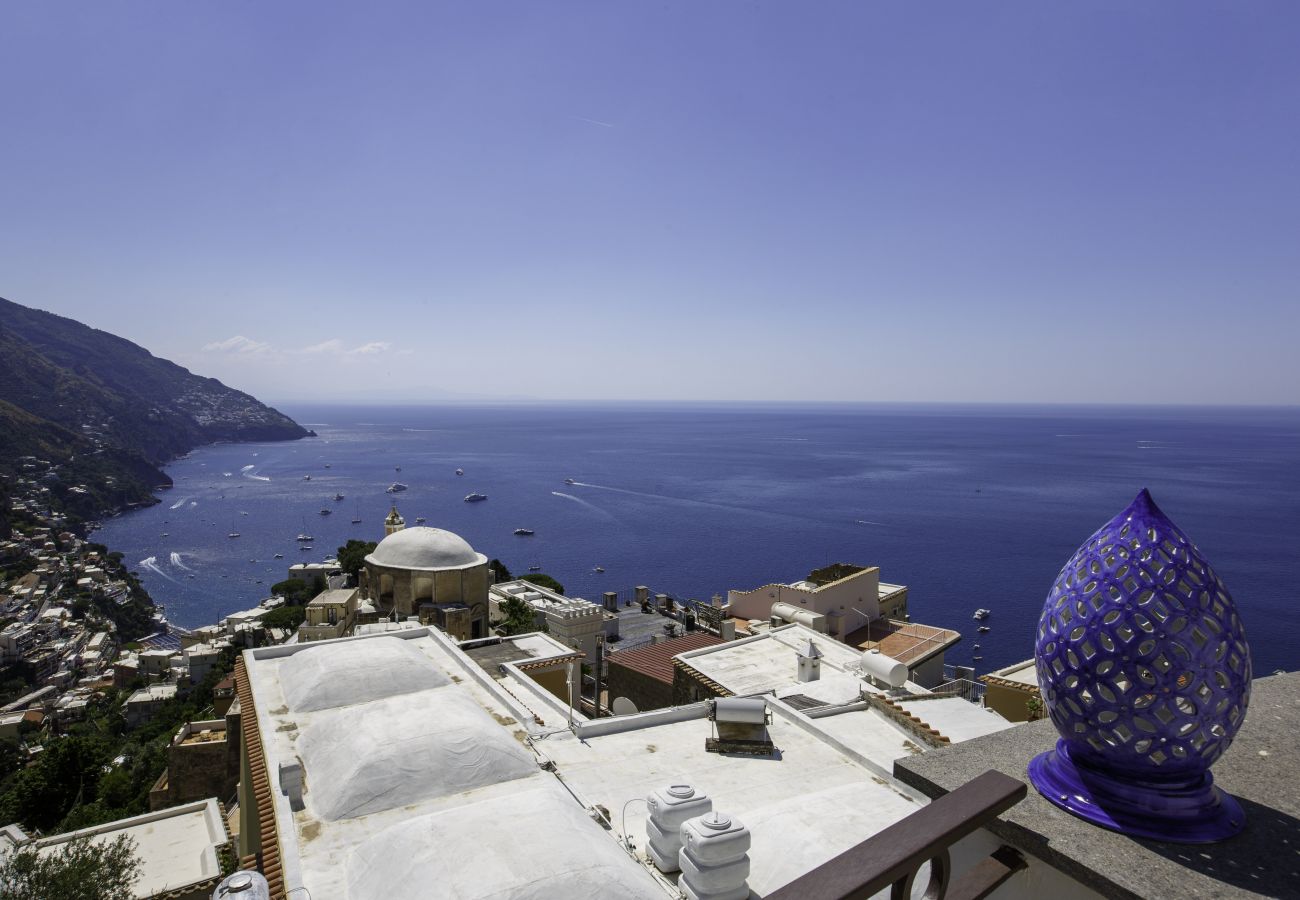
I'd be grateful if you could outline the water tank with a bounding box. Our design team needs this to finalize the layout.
[769,601,827,633]
[679,811,751,900]
[212,871,271,899]
[712,697,767,724]
[645,783,712,872]
[861,648,908,688]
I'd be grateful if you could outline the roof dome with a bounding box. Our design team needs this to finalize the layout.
[366,526,485,570]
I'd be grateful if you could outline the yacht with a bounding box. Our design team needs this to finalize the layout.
[415,516,427,524]
[333,493,345,501]
[564,478,576,485]
[387,482,408,493]
[973,608,991,620]
[978,625,991,633]
[303,474,312,481]
[464,493,487,502]
[296,533,314,542]
[456,468,464,476]
[319,508,332,516]
[513,528,535,536]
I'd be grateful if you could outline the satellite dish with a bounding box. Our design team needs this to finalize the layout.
[611,697,638,716]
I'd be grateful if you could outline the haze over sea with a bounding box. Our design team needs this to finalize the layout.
[93,404,1299,676]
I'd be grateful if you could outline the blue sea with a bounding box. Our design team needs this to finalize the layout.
[92,404,1300,677]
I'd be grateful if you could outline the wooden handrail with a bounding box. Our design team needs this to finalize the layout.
[764,770,1027,900]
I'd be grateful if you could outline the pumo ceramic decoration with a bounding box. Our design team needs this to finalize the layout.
[1029,489,1251,842]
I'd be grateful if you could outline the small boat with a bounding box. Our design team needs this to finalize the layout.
[319,509,332,516]
[395,466,401,472]
[972,644,981,649]
[296,533,314,542]
[227,532,240,539]
[241,511,249,516]
[973,608,991,620]
[387,482,408,493]
[161,532,168,537]
[513,528,535,536]
[324,464,331,468]
[455,468,464,476]
[593,566,605,573]
[303,475,312,481]
[464,493,487,502]
[274,553,284,559]
[333,493,345,501]
[300,545,312,551]
[978,625,991,633]
[564,478,576,485]
[351,517,362,524]
[973,656,983,662]
[415,516,427,524]
[528,565,542,572]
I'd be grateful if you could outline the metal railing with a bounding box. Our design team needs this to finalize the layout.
[929,678,986,705]
[764,769,1027,900]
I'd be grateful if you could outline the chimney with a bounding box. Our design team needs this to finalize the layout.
[635,586,649,605]
[603,591,618,612]
[719,619,736,642]
[797,639,823,683]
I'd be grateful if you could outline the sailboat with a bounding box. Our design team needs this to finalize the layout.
[227,515,240,539]
[351,503,362,525]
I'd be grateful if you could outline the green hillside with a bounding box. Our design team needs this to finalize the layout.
[0,296,310,519]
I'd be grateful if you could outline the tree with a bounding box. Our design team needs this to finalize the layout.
[488,559,512,583]
[520,573,564,595]
[336,540,378,580]
[0,834,140,900]
[498,596,539,636]
[262,606,307,630]
[270,577,324,605]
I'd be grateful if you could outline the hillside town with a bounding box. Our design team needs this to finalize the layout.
[3,465,1293,900]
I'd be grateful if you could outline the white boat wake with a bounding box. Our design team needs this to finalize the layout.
[169,496,190,510]
[169,552,193,571]
[551,491,617,521]
[138,556,180,583]
[241,464,256,471]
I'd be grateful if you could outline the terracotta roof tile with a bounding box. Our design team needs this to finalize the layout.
[607,633,723,685]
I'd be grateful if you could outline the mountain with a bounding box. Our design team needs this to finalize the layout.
[0,296,310,518]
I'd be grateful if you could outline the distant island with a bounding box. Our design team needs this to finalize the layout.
[0,295,310,527]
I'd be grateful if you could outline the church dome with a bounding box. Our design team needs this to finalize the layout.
[365,526,485,570]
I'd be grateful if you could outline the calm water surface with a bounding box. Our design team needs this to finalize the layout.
[93,404,1300,676]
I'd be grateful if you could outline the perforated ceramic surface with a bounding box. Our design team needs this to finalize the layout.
[1035,489,1251,778]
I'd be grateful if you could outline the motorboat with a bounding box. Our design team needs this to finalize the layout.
[528,565,542,572]
[351,517,362,524]
[303,475,312,481]
[464,493,487,502]
[296,533,314,542]
[456,468,464,476]
[973,608,991,620]
[978,625,991,633]
[333,493,345,501]
[300,545,312,551]
[593,566,605,573]
[387,482,408,493]
[564,478,576,485]
[415,516,427,524]
[513,528,535,536]
[319,509,332,516]
[227,532,240,539]
[274,553,284,559]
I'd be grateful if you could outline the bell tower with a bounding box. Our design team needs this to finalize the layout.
[384,505,405,536]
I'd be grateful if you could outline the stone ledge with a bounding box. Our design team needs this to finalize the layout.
[894,671,1300,900]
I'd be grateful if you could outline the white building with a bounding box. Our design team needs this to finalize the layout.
[726,565,907,639]
[488,579,615,662]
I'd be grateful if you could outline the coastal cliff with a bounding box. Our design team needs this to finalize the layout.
[0,296,310,518]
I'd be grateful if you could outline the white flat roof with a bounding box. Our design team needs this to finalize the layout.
[35,799,226,899]
[543,706,927,896]
[678,623,867,696]
[895,697,1017,743]
[242,629,665,900]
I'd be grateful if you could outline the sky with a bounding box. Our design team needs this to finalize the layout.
[1,2,1297,405]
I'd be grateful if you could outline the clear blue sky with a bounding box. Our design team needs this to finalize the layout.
[2,3,1297,404]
